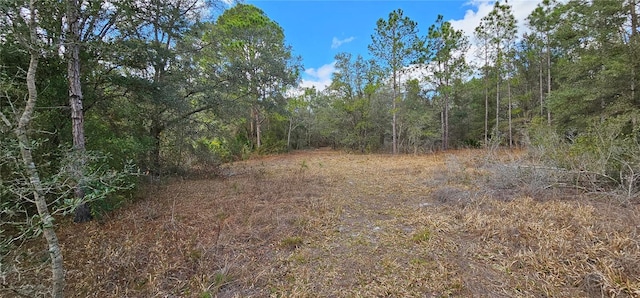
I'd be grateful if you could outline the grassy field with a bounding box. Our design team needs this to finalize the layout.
[5,149,640,297]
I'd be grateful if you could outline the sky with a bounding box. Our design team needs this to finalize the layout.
[242,0,544,91]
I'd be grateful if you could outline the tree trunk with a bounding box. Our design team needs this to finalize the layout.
[484,55,489,146]
[287,118,293,149]
[67,0,91,223]
[392,75,398,155]
[633,67,637,106]
[392,96,397,154]
[440,109,445,151]
[19,28,65,297]
[446,104,450,150]
[151,124,163,172]
[307,123,311,148]
[508,78,512,148]
[496,64,501,140]
[630,0,638,105]
[546,33,552,125]
[443,95,449,151]
[250,107,255,147]
[255,107,262,148]
[442,65,450,151]
[632,0,638,37]
[391,46,398,155]
[539,53,544,117]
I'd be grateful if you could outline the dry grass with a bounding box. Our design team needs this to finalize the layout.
[2,148,640,297]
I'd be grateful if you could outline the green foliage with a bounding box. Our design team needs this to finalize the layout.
[207,4,301,151]
[227,135,253,160]
[529,114,640,195]
[369,9,420,73]
[280,236,304,249]
[85,113,154,170]
[257,137,288,155]
[3,0,640,233]
[195,137,232,163]
[0,138,40,256]
[411,229,431,243]
[527,117,570,167]
[399,79,440,152]
[57,150,138,218]
[370,9,421,153]
[0,139,137,258]
[421,15,471,150]
[323,53,386,152]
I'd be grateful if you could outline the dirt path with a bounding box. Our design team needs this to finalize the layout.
[25,149,640,297]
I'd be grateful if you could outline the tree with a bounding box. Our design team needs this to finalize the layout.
[398,78,439,153]
[475,1,517,144]
[286,89,311,150]
[528,0,561,126]
[629,0,640,106]
[449,77,487,146]
[474,20,492,145]
[423,15,470,150]
[511,33,545,125]
[0,1,65,295]
[66,0,91,222]
[110,0,217,171]
[329,53,381,152]
[209,4,300,150]
[369,9,420,154]
[545,0,634,129]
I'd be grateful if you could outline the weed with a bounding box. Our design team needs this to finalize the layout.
[411,229,431,243]
[409,258,427,266]
[288,252,307,264]
[230,181,240,192]
[280,236,304,249]
[187,249,202,262]
[212,271,229,288]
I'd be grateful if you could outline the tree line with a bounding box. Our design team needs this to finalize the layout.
[297,0,640,178]
[2,0,640,296]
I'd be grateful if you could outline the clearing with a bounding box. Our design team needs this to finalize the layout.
[6,149,640,297]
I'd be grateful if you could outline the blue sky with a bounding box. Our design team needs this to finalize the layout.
[243,0,543,90]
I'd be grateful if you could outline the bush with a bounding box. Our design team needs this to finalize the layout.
[192,137,230,165]
[527,115,640,198]
[257,136,287,155]
[1,141,138,295]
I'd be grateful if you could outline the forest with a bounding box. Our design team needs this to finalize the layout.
[1,0,640,296]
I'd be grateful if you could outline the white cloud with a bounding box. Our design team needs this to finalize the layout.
[331,36,355,49]
[300,61,336,91]
[448,0,543,69]
[450,0,543,39]
[449,0,494,38]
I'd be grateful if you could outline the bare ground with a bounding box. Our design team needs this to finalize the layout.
[3,149,640,297]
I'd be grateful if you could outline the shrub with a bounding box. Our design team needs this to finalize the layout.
[527,115,640,198]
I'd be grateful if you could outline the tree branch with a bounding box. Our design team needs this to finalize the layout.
[165,103,217,128]
[0,110,12,128]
